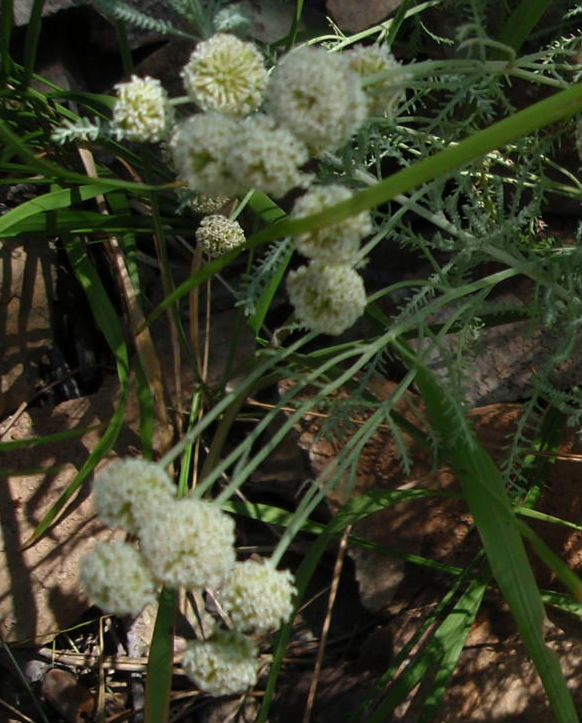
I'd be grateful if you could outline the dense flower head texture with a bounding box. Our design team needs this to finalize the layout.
[291,184,372,264]
[220,558,296,632]
[112,75,173,142]
[93,458,176,534]
[181,33,267,116]
[182,629,259,696]
[171,113,241,196]
[287,262,367,336]
[80,541,157,617]
[195,215,246,258]
[347,44,411,116]
[267,45,368,154]
[138,497,236,589]
[226,114,311,198]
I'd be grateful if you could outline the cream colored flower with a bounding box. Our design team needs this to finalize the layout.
[170,113,241,196]
[112,75,173,142]
[291,184,372,265]
[80,541,156,617]
[182,629,259,696]
[287,262,366,335]
[227,114,310,198]
[182,33,267,116]
[267,46,368,154]
[93,458,175,534]
[139,498,235,589]
[347,44,410,116]
[195,215,246,258]
[220,558,296,632]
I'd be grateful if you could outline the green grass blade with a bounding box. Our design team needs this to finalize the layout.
[22,0,45,87]
[419,580,488,722]
[496,0,553,54]
[0,183,116,235]
[391,337,579,723]
[1,0,14,79]
[366,579,486,722]
[517,519,582,600]
[145,587,176,723]
[0,424,101,451]
[249,240,293,336]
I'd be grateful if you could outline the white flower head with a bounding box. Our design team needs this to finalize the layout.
[220,558,296,632]
[112,75,173,142]
[195,215,246,258]
[267,46,368,154]
[182,33,267,116]
[182,629,259,696]
[287,262,366,336]
[347,44,411,116]
[139,498,236,589]
[170,113,242,196]
[80,541,157,617]
[227,113,311,198]
[93,458,175,534]
[291,184,372,264]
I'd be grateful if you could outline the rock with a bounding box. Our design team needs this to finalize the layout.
[326,0,404,33]
[42,668,95,723]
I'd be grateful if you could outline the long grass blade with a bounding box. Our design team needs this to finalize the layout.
[390,337,579,723]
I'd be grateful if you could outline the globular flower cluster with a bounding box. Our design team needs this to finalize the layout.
[267,46,368,154]
[286,185,371,335]
[112,75,173,142]
[139,498,236,589]
[291,184,372,265]
[80,540,156,617]
[287,262,367,336]
[182,629,259,696]
[81,457,297,698]
[181,33,267,116]
[92,458,176,534]
[170,113,241,197]
[220,559,297,632]
[347,44,411,116]
[226,114,311,198]
[195,215,246,258]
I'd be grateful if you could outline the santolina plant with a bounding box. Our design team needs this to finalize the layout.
[54,31,394,335]
[5,3,579,722]
[82,458,296,695]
